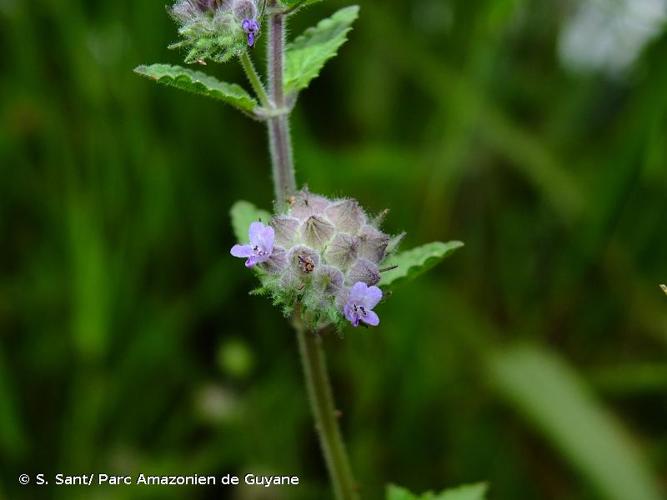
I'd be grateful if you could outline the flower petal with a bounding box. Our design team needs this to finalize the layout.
[362,310,380,327]
[230,244,253,258]
[363,286,383,309]
[245,256,259,268]
[248,221,266,243]
[343,303,355,323]
[348,281,368,303]
[259,225,275,249]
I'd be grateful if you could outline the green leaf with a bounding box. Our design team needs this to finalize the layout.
[387,485,418,500]
[284,6,360,94]
[134,64,257,112]
[387,483,488,500]
[230,201,272,243]
[435,484,488,500]
[380,241,464,288]
[283,0,322,10]
[490,346,663,500]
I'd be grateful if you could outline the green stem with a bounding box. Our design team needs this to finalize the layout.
[263,4,358,497]
[267,7,296,209]
[296,327,360,500]
[239,51,270,108]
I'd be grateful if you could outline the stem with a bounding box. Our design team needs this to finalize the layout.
[267,7,296,208]
[297,327,360,500]
[264,4,358,497]
[240,51,270,108]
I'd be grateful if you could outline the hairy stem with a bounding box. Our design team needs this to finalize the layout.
[265,4,358,498]
[240,51,270,108]
[296,327,360,500]
[267,7,296,208]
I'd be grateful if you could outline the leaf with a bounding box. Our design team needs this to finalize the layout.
[386,485,419,500]
[284,6,360,94]
[134,64,257,112]
[435,483,488,500]
[284,0,322,10]
[489,345,663,500]
[380,241,464,288]
[386,483,488,500]
[230,201,272,243]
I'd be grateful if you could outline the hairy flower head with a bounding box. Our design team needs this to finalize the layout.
[231,190,401,330]
[169,0,261,63]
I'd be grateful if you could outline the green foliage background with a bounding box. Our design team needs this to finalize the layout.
[0,0,666,499]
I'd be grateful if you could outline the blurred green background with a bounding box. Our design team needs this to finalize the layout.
[1,0,666,499]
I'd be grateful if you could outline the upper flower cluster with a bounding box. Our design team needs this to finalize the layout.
[231,190,402,329]
[169,0,261,64]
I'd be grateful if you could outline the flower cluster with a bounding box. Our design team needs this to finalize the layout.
[169,0,261,63]
[231,190,402,329]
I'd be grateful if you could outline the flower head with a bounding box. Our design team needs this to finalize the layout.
[168,0,261,63]
[231,221,275,268]
[343,282,382,327]
[231,190,400,330]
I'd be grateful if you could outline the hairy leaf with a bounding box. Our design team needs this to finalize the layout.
[380,241,463,288]
[230,201,272,243]
[387,483,488,500]
[134,64,257,112]
[490,346,663,500]
[284,6,360,94]
[283,0,322,11]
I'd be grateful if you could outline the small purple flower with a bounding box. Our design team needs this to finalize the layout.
[242,18,260,47]
[343,282,382,327]
[231,221,274,268]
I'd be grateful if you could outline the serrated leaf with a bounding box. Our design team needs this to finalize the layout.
[230,201,272,243]
[284,6,360,94]
[387,483,488,500]
[490,346,663,500]
[283,0,322,10]
[380,241,464,288]
[134,64,258,112]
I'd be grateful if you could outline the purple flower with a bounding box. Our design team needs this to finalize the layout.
[343,282,382,327]
[242,18,260,47]
[231,221,274,268]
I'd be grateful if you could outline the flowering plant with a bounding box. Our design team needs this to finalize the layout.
[136,1,472,498]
